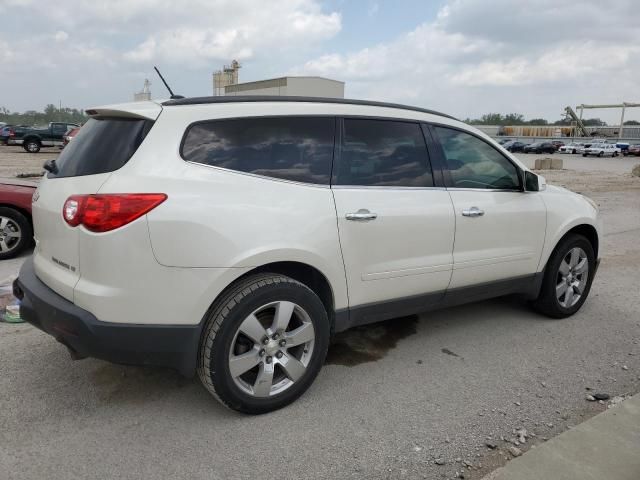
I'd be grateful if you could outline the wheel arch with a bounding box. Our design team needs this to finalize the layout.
[540,222,599,274]
[0,204,33,228]
[211,261,336,331]
[22,135,42,144]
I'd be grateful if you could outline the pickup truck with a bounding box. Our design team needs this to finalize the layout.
[9,122,79,153]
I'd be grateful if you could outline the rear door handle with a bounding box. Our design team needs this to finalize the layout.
[346,209,378,221]
[462,206,484,217]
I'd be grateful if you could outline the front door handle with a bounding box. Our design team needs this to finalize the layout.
[346,209,378,221]
[462,206,484,217]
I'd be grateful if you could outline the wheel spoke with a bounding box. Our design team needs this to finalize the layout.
[228,349,261,378]
[574,257,588,275]
[285,322,315,347]
[238,314,267,345]
[252,362,275,397]
[0,218,8,229]
[573,281,585,295]
[279,353,306,382]
[569,249,580,268]
[556,281,568,298]
[558,259,571,276]
[272,301,295,332]
[564,286,574,307]
[6,231,20,238]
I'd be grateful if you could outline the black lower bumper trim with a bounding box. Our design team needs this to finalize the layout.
[14,257,201,376]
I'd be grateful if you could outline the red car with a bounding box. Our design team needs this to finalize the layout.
[626,144,640,156]
[62,126,81,147]
[0,179,37,259]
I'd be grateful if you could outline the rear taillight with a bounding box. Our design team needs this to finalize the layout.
[63,194,167,233]
[8,128,15,137]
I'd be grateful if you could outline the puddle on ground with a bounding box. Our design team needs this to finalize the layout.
[326,315,418,366]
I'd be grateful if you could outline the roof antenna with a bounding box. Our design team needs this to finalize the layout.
[153,66,184,99]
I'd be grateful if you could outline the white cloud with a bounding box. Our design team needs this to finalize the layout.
[54,31,69,42]
[297,0,640,121]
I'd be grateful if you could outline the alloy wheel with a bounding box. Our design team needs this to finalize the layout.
[0,216,22,254]
[228,301,315,397]
[555,247,589,308]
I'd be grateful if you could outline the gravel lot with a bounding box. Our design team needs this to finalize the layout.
[1,145,639,480]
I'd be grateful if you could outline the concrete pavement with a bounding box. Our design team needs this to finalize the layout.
[485,394,640,480]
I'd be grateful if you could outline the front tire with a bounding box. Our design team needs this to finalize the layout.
[198,273,330,414]
[532,234,595,318]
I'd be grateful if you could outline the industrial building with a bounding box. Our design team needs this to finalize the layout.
[212,60,344,98]
[224,76,344,98]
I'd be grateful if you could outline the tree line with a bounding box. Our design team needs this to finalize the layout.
[0,104,88,126]
[463,113,640,127]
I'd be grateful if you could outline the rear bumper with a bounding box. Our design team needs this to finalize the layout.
[13,257,201,376]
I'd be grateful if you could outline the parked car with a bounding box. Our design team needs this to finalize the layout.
[497,138,512,145]
[8,122,79,152]
[626,144,640,156]
[523,142,556,154]
[582,143,620,157]
[62,126,81,148]
[504,141,528,153]
[551,140,565,150]
[0,179,36,259]
[14,96,601,414]
[558,142,585,154]
[1,125,30,146]
[615,142,629,155]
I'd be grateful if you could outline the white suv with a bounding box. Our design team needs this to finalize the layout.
[14,97,601,413]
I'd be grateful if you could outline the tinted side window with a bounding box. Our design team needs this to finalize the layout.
[335,119,433,187]
[181,117,334,184]
[52,118,153,178]
[434,126,520,190]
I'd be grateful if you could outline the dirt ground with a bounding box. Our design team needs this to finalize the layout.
[0,146,51,179]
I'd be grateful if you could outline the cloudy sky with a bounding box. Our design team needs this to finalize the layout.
[1,0,638,122]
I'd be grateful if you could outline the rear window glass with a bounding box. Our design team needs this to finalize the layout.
[51,117,153,178]
[181,117,335,184]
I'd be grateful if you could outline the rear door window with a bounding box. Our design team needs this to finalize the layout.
[51,117,153,178]
[335,118,434,187]
[181,117,335,184]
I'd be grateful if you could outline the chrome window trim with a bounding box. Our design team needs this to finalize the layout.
[331,185,446,191]
[444,187,523,193]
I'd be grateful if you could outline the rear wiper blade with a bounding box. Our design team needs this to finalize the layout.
[43,159,58,174]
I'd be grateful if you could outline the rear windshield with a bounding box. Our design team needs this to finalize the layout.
[50,117,153,178]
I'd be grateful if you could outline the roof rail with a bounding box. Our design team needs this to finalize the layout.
[161,95,457,120]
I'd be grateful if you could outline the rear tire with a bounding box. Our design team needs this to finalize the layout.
[531,234,595,319]
[23,139,41,153]
[197,273,330,414]
[0,207,32,260]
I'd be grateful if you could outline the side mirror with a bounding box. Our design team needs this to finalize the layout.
[524,170,546,192]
